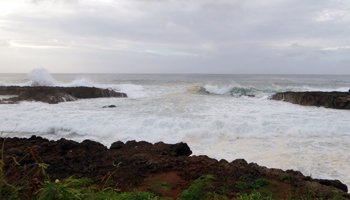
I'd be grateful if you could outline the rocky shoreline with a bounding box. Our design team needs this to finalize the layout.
[0,86,127,104]
[271,91,350,110]
[0,136,349,199]
[1,86,350,111]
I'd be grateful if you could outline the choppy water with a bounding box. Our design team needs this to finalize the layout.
[0,71,350,186]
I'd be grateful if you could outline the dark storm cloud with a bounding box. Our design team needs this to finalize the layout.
[0,0,350,73]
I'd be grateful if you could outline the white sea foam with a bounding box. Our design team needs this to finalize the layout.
[202,84,234,95]
[201,84,272,98]
[0,72,350,186]
[61,79,146,98]
[201,84,350,98]
[6,68,147,98]
[28,68,58,86]
[1,91,350,186]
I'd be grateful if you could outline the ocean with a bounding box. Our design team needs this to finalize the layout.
[0,71,350,186]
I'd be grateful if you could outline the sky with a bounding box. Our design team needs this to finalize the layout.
[0,0,350,74]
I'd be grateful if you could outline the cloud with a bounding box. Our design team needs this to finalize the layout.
[316,9,347,22]
[0,0,350,73]
[8,41,67,49]
[320,46,350,52]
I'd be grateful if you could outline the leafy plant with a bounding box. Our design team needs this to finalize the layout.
[36,176,91,200]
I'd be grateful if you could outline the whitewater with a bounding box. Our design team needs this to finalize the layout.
[0,70,350,186]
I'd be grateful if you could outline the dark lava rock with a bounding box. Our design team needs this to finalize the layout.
[169,142,192,156]
[315,179,348,192]
[271,91,350,109]
[102,105,117,108]
[0,136,349,199]
[0,86,127,104]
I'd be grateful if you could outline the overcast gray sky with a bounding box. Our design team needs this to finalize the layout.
[0,0,350,74]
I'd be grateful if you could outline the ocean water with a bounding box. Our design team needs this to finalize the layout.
[0,71,350,186]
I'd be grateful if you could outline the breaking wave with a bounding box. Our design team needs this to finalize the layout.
[199,84,274,98]
[13,68,146,98]
[28,68,58,86]
[198,84,350,98]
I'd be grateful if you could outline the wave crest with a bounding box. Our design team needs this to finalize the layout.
[199,84,269,97]
[24,68,145,98]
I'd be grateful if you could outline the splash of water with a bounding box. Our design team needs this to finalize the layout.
[28,68,57,86]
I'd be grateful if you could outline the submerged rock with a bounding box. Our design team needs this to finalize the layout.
[102,105,117,108]
[271,91,350,109]
[0,86,127,104]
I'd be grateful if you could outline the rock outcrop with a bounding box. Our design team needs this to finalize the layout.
[1,136,349,199]
[0,86,127,104]
[271,91,350,109]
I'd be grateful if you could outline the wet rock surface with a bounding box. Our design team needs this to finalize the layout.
[102,104,117,108]
[1,136,349,199]
[0,86,127,104]
[271,91,350,109]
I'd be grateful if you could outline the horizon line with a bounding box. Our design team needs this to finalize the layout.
[1,72,350,76]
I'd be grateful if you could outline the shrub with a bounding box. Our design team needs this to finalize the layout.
[178,175,214,200]
[236,178,269,190]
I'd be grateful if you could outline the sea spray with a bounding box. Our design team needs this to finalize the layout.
[28,68,57,86]
[24,68,145,98]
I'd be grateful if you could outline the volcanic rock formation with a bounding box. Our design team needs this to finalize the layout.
[0,86,127,104]
[0,136,348,199]
[271,91,350,109]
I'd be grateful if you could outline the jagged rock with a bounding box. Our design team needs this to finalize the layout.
[0,86,127,104]
[0,136,349,199]
[169,142,192,156]
[315,179,348,193]
[271,91,350,109]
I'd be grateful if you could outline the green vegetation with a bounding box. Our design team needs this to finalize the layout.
[237,192,273,200]
[178,175,214,200]
[90,191,158,200]
[37,177,90,200]
[12,175,158,200]
[236,177,269,190]
[279,175,292,182]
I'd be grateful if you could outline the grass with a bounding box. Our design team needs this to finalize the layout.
[37,176,159,200]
